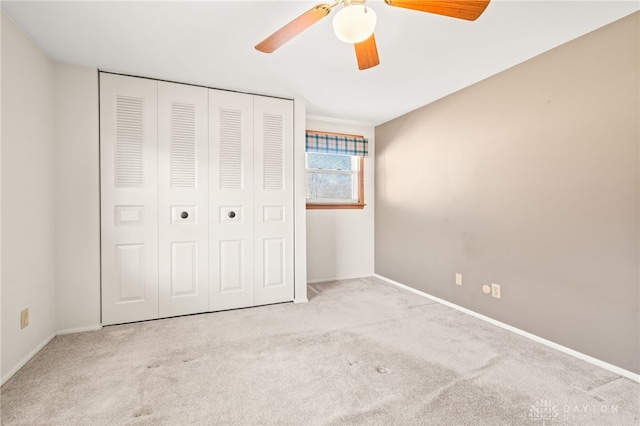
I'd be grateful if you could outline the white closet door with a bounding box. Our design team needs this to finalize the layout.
[253,96,294,305]
[100,74,159,325]
[158,82,209,317]
[209,89,255,311]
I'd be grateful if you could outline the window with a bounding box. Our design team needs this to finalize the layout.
[305,130,367,210]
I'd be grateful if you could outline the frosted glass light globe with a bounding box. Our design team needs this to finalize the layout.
[332,5,377,44]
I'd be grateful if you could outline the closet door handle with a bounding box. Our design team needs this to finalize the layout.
[180,211,189,219]
[228,211,236,219]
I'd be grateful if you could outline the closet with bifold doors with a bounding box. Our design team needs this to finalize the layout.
[100,73,294,326]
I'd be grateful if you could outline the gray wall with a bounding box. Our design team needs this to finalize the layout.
[375,12,639,374]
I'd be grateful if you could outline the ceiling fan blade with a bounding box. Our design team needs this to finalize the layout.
[354,34,380,70]
[255,4,331,53]
[384,0,490,21]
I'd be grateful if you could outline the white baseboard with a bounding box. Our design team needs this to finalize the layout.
[374,274,640,383]
[56,324,102,335]
[307,274,370,285]
[307,278,333,284]
[1,332,56,386]
[2,325,103,386]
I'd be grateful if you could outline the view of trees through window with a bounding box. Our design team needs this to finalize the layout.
[306,153,357,201]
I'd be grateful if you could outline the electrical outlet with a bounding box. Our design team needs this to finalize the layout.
[455,273,463,286]
[491,283,501,299]
[21,308,29,329]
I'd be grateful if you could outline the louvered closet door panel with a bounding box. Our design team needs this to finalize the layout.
[209,89,255,311]
[253,96,294,305]
[100,74,159,325]
[158,82,209,317]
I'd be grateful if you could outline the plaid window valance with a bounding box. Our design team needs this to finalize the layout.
[305,130,368,157]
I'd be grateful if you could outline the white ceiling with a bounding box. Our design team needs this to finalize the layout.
[2,1,638,125]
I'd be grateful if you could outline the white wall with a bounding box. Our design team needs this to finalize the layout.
[1,12,57,384]
[0,9,3,383]
[305,118,375,283]
[54,64,101,333]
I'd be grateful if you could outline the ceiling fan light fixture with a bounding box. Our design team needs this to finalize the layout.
[332,4,377,44]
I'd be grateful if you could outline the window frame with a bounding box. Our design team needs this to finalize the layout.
[306,154,365,210]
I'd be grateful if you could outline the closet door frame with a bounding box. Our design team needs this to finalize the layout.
[292,98,308,304]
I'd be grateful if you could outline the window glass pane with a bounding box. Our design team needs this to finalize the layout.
[307,172,355,200]
[307,153,352,171]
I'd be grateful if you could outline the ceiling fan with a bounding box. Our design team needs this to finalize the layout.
[255,0,491,70]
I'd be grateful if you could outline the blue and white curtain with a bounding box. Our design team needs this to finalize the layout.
[305,131,368,157]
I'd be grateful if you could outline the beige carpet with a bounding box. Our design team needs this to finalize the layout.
[1,277,638,425]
